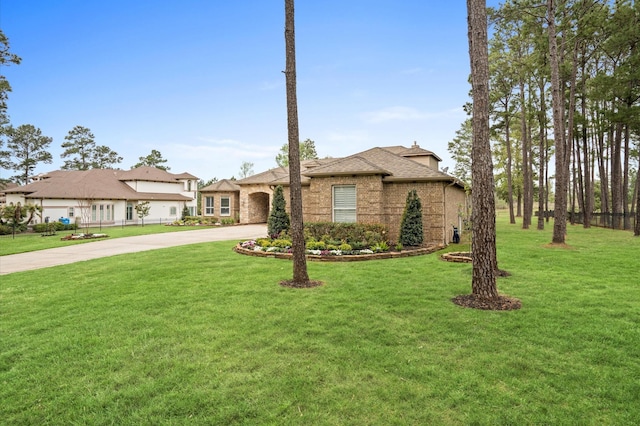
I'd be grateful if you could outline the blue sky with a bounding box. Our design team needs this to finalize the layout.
[1,1,499,182]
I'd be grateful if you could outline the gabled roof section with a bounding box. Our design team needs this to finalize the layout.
[303,147,455,183]
[200,179,241,192]
[5,169,137,199]
[118,166,197,183]
[173,172,199,180]
[382,142,442,161]
[4,168,195,200]
[302,154,391,177]
[233,145,457,186]
[235,167,290,185]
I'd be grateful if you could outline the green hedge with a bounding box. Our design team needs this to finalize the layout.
[32,222,77,233]
[304,222,388,246]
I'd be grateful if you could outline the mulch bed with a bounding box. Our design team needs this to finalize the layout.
[279,279,324,289]
[451,294,522,311]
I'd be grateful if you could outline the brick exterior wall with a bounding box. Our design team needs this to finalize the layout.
[382,182,444,244]
[236,177,467,245]
[201,192,240,220]
[303,175,383,224]
[239,184,272,224]
[444,184,468,242]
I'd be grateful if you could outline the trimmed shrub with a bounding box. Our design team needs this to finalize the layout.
[306,240,326,250]
[256,238,272,247]
[272,239,292,249]
[339,242,352,251]
[0,224,13,235]
[267,185,290,238]
[399,189,424,246]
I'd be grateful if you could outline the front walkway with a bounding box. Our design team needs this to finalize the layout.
[0,224,267,275]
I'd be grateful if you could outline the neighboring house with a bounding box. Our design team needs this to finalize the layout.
[207,143,468,245]
[199,179,241,220]
[4,167,198,226]
[0,182,19,209]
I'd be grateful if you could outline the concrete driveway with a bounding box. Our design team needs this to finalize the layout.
[0,224,267,275]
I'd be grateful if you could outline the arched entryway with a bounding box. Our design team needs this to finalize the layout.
[247,192,270,223]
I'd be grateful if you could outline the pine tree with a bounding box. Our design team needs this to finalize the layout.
[399,189,424,247]
[267,185,290,238]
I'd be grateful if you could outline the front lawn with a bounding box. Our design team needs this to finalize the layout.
[1,217,638,424]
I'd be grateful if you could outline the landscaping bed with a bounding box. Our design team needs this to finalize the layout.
[234,242,445,261]
[60,233,109,241]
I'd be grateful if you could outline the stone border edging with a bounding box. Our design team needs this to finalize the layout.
[233,243,446,262]
[440,252,472,263]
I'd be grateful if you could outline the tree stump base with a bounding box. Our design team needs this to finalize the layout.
[452,294,522,311]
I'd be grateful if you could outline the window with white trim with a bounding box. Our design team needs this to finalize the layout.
[68,207,74,218]
[220,197,230,216]
[333,185,356,223]
[205,197,214,215]
[170,206,177,216]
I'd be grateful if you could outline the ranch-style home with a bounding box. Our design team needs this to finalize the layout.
[201,143,468,245]
[4,166,198,226]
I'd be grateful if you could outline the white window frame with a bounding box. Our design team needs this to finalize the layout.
[170,206,177,216]
[333,185,356,223]
[126,203,134,221]
[68,207,75,218]
[205,197,215,215]
[220,197,230,216]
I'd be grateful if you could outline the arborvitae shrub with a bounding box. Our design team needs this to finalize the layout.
[399,189,424,246]
[267,185,290,238]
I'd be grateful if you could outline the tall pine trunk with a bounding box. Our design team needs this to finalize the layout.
[611,122,623,229]
[284,0,310,285]
[537,79,547,230]
[505,109,515,225]
[520,81,531,229]
[467,0,498,299]
[581,61,592,228]
[635,168,640,236]
[548,0,568,244]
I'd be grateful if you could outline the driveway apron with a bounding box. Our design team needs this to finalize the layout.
[0,224,266,275]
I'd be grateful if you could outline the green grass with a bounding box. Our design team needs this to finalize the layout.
[0,224,212,256]
[1,217,639,424]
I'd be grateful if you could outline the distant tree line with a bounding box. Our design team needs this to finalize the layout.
[449,0,639,235]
